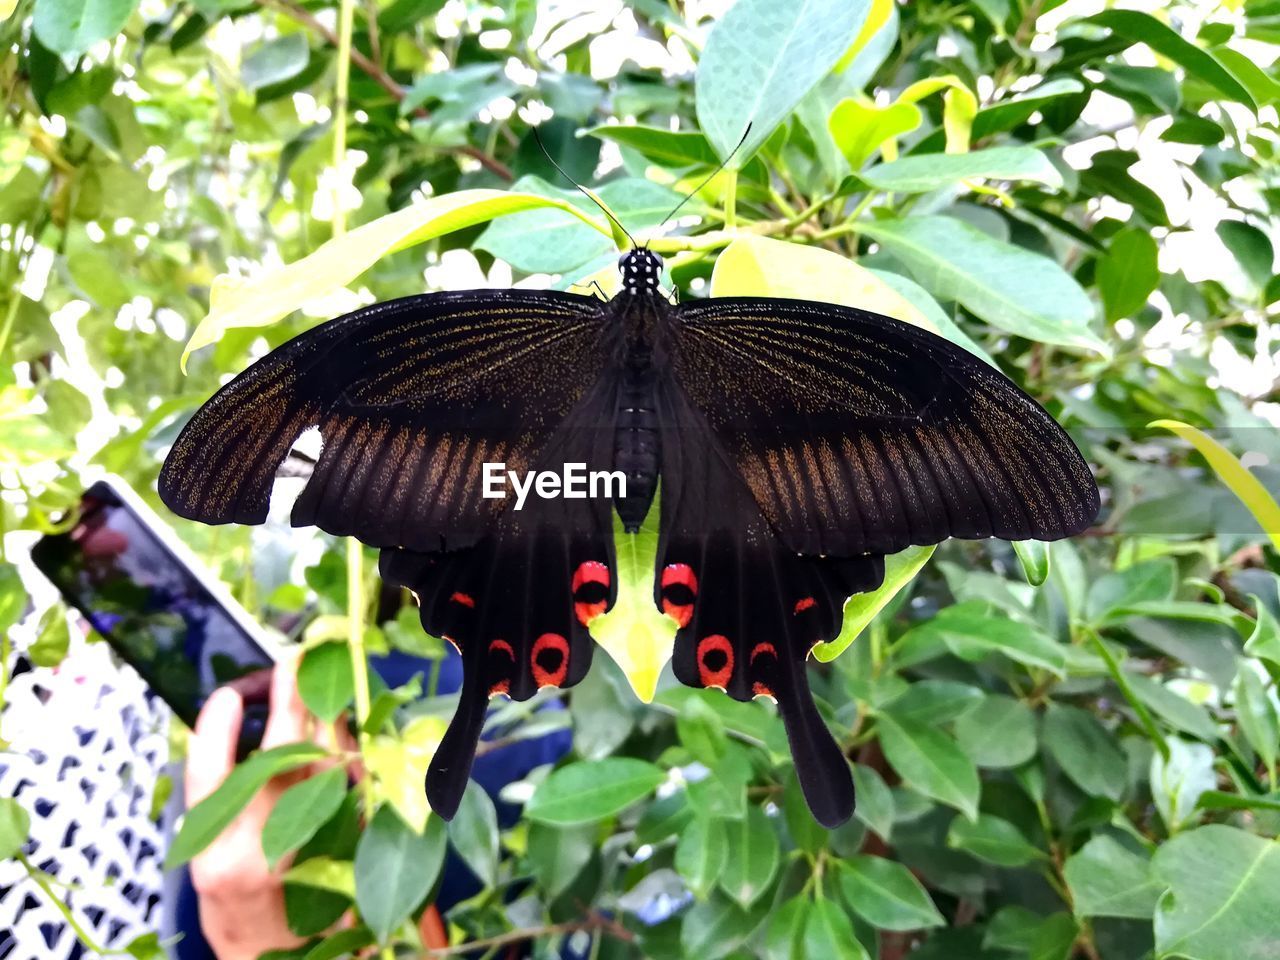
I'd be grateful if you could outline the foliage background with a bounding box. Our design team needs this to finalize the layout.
[2,0,1280,958]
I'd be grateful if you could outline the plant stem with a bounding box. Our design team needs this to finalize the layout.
[332,0,355,237]
[332,0,377,819]
[19,855,126,956]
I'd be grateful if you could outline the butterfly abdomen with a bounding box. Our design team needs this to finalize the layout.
[613,360,660,531]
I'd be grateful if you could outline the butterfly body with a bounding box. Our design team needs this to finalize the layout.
[160,244,1099,827]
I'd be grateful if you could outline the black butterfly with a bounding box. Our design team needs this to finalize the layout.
[159,245,1099,828]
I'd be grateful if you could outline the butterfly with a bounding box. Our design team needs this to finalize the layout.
[159,244,1099,828]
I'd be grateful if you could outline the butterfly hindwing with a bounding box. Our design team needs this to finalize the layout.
[379,381,620,818]
[159,289,608,552]
[668,296,1100,556]
[656,378,883,827]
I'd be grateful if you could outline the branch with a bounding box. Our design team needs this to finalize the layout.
[256,0,513,180]
[425,913,633,957]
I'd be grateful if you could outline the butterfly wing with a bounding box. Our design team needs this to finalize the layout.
[379,378,620,818]
[656,378,883,827]
[159,289,609,552]
[667,296,1100,556]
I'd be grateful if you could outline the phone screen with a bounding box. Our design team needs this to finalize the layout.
[31,481,274,735]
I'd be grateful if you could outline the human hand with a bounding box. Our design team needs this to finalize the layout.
[185,654,339,960]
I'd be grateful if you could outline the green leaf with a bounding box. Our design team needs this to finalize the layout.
[1218,220,1276,291]
[297,642,355,723]
[1042,704,1128,802]
[181,189,608,369]
[901,605,1067,676]
[1234,667,1280,773]
[813,546,935,662]
[0,564,24,636]
[763,897,812,960]
[261,768,347,869]
[1153,824,1280,960]
[830,97,923,171]
[805,896,870,958]
[122,932,166,960]
[1150,420,1280,552]
[783,769,828,853]
[0,798,30,860]
[589,490,676,702]
[1063,835,1161,919]
[859,216,1107,355]
[525,758,664,824]
[1088,10,1258,110]
[837,855,945,931]
[876,714,979,820]
[719,806,780,907]
[859,146,1062,193]
[29,604,70,668]
[167,743,329,868]
[676,814,727,899]
[851,763,895,840]
[1029,913,1079,960]
[476,177,681,274]
[354,806,445,943]
[883,680,983,726]
[1098,228,1160,322]
[947,814,1044,867]
[302,928,375,960]
[954,695,1037,769]
[1012,540,1051,586]
[696,0,872,164]
[1244,596,1280,669]
[447,783,499,887]
[241,34,309,92]
[33,0,139,57]
[680,893,751,959]
[527,821,594,897]
[587,125,719,168]
[283,855,355,899]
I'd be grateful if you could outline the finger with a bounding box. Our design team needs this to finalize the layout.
[187,686,244,807]
[261,652,309,751]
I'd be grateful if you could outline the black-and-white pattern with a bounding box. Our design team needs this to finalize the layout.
[1,629,171,960]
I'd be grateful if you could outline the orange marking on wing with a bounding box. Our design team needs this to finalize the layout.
[794,597,816,614]
[531,632,570,687]
[697,634,734,689]
[451,591,476,608]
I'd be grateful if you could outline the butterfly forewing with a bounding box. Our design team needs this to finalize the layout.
[667,296,1100,557]
[159,289,609,552]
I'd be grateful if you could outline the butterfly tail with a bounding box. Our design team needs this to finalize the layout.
[773,655,856,829]
[425,667,488,819]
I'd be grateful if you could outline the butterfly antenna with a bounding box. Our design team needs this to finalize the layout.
[532,126,638,251]
[659,123,753,228]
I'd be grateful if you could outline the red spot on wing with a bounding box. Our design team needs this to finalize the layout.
[662,598,693,628]
[752,681,775,698]
[697,634,734,689]
[661,563,698,628]
[576,600,608,626]
[572,560,611,625]
[451,591,476,608]
[750,642,777,664]
[662,563,698,593]
[487,638,514,695]
[572,561,610,593]
[794,597,816,614]
[531,632,570,687]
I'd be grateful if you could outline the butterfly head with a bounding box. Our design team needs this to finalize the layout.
[619,248,663,294]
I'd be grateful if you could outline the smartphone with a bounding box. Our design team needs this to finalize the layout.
[31,476,281,757]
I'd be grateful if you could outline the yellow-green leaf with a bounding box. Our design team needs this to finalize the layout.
[181,189,607,370]
[590,491,676,703]
[1150,420,1280,551]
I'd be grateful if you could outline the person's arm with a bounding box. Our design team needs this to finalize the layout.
[185,655,327,960]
